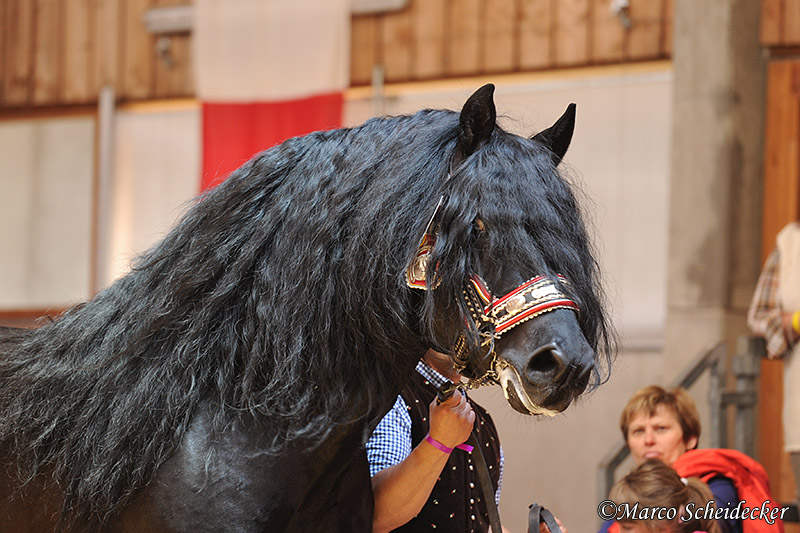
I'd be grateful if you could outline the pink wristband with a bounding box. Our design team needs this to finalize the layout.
[424,434,474,453]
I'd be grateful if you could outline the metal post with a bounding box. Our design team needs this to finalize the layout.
[732,336,761,456]
[709,352,725,449]
[92,85,116,295]
[371,64,385,117]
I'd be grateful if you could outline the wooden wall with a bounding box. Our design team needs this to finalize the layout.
[351,0,673,85]
[0,0,673,110]
[1,0,194,109]
[763,0,800,48]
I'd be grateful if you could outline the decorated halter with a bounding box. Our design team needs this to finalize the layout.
[406,199,580,393]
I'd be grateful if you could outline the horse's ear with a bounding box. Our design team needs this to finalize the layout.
[456,84,497,160]
[531,103,576,165]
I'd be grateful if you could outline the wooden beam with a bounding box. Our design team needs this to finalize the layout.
[63,0,93,104]
[554,0,590,67]
[519,0,553,70]
[122,0,155,100]
[380,6,413,82]
[786,0,800,46]
[351,16,379,85]
[759,58,800,504]
[4,0,35,106]
[33,0,64,105]
[0,309,66,329]
[412,0,446,80]
[590,0,624,64]
[446,0,480,76]
[761,0,784,47]
[482,0,516,73]
[626,0,663,60]
[94,0,121,91]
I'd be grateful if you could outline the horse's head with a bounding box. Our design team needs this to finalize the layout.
[409,84,611,415]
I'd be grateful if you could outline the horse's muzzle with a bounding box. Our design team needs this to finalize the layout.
[499,335,595,415]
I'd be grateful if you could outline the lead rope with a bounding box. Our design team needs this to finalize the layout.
[438,383,563,533]
[437,385,502,533]
[528,502,563,533]
[467,430,502,533]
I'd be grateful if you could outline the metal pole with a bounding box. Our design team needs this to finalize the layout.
[92,85,116,295]
[733,336,761,456]
[371,64,385,117]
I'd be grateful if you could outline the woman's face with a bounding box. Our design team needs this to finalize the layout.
[626,405,698,466]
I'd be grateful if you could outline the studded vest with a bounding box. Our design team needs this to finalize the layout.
[394,371,501,533]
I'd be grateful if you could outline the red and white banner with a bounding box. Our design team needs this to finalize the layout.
[194,0,350,190]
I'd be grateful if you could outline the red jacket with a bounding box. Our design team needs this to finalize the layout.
[607,449,784,533]
[672,449,784,533]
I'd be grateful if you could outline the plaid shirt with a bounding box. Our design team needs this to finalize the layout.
[747,248,795,358]
[365,360,504,503]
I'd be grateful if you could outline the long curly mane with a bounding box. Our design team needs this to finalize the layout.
[0,107,613,524]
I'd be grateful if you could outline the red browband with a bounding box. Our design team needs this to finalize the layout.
[468,274,579,336]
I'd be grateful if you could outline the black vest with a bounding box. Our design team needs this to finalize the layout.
[393,371,501,533]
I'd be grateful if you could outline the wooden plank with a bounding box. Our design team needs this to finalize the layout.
[351,15,379,86]
[33,0,63,105]
[4,0,35,106]
[662,0,673,56]
[153,34,193,98]
[0,0,6,103]
[121,0,154,101]
[554,0,590,67]
[63,0,93,104]
[763,61,800,245]
[519,0,553,70]
[759,59,800,503]
[626,0,663,60]
[412,0,446,80]
[94,0,121,89]
[380,6,413,83]
[482,0,516,73]
[786,0,800,46]
[153,0,193,98]
[761,0,784,47]
[590,0,624,64]
[445,0,480,77]
[0,309,67,328]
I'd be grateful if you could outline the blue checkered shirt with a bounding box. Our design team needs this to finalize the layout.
[365,360,504,503]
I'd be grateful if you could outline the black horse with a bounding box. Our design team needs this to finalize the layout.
[0,85,613,532]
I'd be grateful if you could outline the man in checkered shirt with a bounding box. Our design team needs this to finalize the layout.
[365,349,506,533]
[747,221,800,501]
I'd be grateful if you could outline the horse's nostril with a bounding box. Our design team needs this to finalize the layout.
[525,344,565,380]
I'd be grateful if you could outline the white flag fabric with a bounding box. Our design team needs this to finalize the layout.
[193,0,350,189]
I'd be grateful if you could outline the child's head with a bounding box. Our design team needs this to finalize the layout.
[609,459,720,533]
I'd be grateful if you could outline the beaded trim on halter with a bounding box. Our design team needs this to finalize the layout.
[471,274,579,335]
